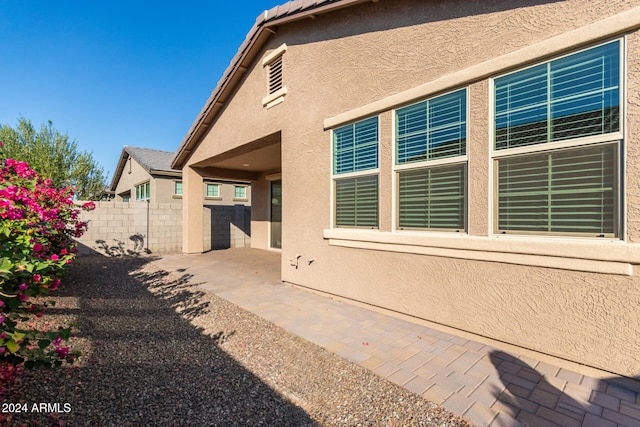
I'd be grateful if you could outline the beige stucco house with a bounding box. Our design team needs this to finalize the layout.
[101,146,251,251]
[172,0,640,379]
[110,146,251,206]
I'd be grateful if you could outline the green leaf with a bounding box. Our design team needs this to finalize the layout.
[6,340,18,353]
[0,257,12,273]
[10,331,25,341]
[38,339,51,350]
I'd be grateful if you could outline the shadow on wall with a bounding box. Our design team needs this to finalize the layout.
[489,350,640,426]
[205,205,251,250]
[93,233,150,257]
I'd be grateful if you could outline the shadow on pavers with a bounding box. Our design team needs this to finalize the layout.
[3,248,315,426]
[489,350,640,426]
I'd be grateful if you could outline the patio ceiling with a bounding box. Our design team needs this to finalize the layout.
[192,132,281,180]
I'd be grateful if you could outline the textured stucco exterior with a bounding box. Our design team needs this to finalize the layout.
[178,0,640,378]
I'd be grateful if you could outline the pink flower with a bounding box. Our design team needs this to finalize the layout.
[33,274,41,283]
[51,279,61,291]
[0,300,4,308]
[60,249,68,255]
[18,293,28,302]
[0,332,6,339]
[19,283,28,291]
[0,348,5,354]
[33,243,43,252]
[55,346,70,358]
[0,315,4,323]
[51,254,59,261]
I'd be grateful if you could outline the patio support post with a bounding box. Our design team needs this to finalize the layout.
[182,165,204,254]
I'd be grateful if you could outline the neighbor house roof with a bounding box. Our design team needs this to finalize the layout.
[171,0,374,169]
[110,146,181,191]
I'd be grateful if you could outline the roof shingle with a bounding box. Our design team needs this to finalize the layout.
[124,146,180,174]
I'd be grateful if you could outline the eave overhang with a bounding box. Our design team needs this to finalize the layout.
[171,0,377,170]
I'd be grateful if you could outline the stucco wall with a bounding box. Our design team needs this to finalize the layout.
[153,176,181,204]
[113,157,150,201]
[183,0,640,377]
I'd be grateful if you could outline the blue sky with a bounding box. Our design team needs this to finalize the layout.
[0,0,281,182]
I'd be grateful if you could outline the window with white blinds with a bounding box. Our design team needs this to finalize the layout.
[335,175,379,228]
[395,89,467,231]
[493,40,622,237]
[333,117,379,228]
[333,117,379,174]
[496,144,616,236]
[495,40,620,150]
[396,89,466,164]
[398,164,465,231]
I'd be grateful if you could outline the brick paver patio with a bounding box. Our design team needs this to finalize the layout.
[154,248,640,427]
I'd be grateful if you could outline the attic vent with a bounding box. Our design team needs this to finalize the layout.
[262,43,288,109]
[268,55,283,94]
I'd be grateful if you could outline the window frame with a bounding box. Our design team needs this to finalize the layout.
[174,181,182,196]
[233,185,247,200]
[119,191,131,203]
[393,88,469,233]
[331,116,381,229]
[135,181,150,201]
[205,183,220,199]
[490,38,624,239]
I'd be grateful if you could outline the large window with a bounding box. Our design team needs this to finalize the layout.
[333,117,379,228]
[135,182,150,201]
[395,89,467,231]
[493,40,621,237]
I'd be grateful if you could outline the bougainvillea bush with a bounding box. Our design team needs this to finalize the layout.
[0,141,94,373]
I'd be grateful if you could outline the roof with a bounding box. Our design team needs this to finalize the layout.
[171,0,373,169]
[110,146,181,191]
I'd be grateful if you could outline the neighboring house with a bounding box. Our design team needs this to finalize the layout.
[110,146,251,206]
[171,0,640,380]
[76,146,251,253]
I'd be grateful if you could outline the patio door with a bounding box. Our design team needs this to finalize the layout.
[270,180,282,249]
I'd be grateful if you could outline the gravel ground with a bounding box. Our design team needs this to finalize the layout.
[2,253,472,427]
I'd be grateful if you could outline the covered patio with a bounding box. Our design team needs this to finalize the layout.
[179,133,282,255]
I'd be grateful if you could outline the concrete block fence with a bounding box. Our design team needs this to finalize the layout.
[74,201,250,256]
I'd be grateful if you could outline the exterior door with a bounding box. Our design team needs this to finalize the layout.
[270,180,282,249]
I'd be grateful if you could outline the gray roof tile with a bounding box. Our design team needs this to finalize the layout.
[125,146,180,174]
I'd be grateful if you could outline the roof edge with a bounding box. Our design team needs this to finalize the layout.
[171,0,376,169]
[109,148,131,191]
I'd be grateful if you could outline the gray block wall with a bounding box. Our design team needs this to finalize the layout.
[75,201,249,256]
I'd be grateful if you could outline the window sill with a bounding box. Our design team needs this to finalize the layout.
[233,198,249,202]
[205,196,222,201]
[322,229,640,276]
[172,195,182,199]
[262,87,287,109]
